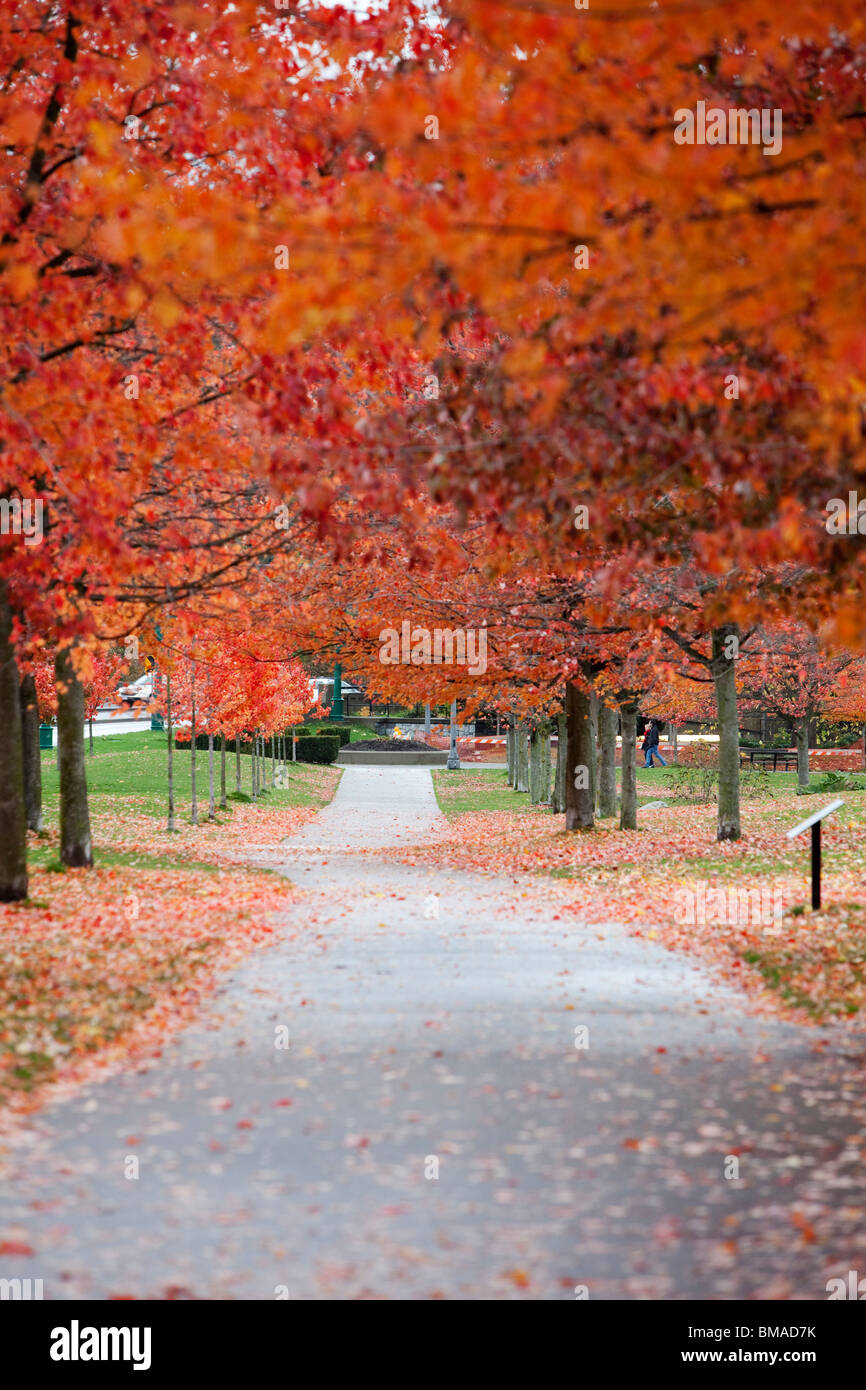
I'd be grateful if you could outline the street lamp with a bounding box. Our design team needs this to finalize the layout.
[329,661,344,721]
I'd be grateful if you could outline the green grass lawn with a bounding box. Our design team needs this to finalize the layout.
[432,763,866,821]
[301,717,385,743]
[433,769,527,817]
[37,729,340,826]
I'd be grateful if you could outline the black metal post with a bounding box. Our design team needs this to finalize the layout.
[811,821,821,910]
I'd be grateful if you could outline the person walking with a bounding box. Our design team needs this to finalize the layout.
[644,718,667,768]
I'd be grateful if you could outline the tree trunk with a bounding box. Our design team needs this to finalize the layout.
[291,726,297,763]
[88,716,94,755]
[671,722,679,765]
[795,714,810,793]
[712,624,741,841]
[272,734,276,785]
[56,643,93,867]
[0,585,27,900]
[506,719,515,787]
[565,681,594,831]
[552,710,567,814]
[167,674,176,832]
[208,731,215,820]
[20,672,43,833]
[235,736,242,792]
[619,701,638,830]
[540,723,551,804]
[516,719,529,792]
[220,733,227,809]
[190,662,198,826]
[589,690,599,813]
[528,726,541,803]
[598,703,617,818]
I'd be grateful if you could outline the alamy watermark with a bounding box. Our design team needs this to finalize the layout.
[825,492,866,535]
[0,496,43,546]
[826,1270,866,1299]
[379,622,487,675]
[674,101,782,157]
[0,1276,43,1299]
[674,882,785,933]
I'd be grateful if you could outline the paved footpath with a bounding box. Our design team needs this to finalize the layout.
[1,767,865,1299]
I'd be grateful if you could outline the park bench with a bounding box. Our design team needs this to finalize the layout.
[739,747,798,772]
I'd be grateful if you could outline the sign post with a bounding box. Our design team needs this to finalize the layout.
[785,799,844,911]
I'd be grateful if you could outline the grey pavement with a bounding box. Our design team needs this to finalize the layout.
[0,766,864,1299]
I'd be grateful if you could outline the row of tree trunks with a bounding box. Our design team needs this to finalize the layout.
[512,640,743,843]
[528,722,552,804]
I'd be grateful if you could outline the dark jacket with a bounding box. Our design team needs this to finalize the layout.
[647,721,660,748]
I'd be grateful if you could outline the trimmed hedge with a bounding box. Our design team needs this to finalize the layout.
[315,725,351,746]
[175,732,224,752]
[175,733,289,755]
[295,735,340,764]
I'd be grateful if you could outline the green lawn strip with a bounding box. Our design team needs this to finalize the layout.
[26,844,227,873]
[39,732,340,819]
[431,769,538,818]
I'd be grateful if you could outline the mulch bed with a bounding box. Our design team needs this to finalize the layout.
[350,738,438,751]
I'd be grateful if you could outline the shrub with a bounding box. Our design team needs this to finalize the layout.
[768,729,795,748]
[813,770,866,793]
[741,768,774,799]
[174,732,215,752]
[665,763,718,803]
[315,725,351,746]
[176,733,265,754]
[676,739,720,770]
[294,735,340,764]
[814,718,864,749]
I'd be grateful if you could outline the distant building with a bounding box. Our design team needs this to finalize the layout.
[309,676,365,716]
